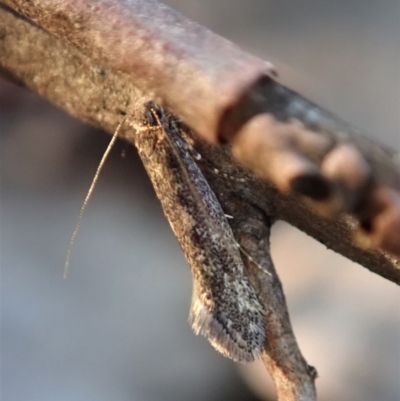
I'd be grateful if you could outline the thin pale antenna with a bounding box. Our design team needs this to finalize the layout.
[64,117,126,278]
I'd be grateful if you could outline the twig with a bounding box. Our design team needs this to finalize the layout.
[1,4,399,400]
[2,0,400,256]
[0,0,398,285]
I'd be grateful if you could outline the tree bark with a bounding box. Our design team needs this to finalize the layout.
[1,3,399,400]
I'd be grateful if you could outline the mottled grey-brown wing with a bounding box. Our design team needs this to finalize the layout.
[134,106,265,362]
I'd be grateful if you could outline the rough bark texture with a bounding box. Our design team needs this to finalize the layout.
[1,3,399,401]
[2,0,400,255]
[1,3,398,283]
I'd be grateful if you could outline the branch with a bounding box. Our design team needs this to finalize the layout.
[1,0,397,281]
[2,0,400,257]
[0,3,399,400]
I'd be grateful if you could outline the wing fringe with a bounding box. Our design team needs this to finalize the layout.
[189,296,264,363]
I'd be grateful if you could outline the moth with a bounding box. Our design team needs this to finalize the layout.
[131,103,266,362]
[66,102,266,362]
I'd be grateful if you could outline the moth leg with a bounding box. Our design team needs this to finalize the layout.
[128,103,168,157]
[237,244,271,276]
[145,106,170,155]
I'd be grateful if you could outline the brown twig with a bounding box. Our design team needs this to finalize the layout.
[2,0,400,256]
[1,0,398,287]
[1,4,399,400]
[0,0,400,283]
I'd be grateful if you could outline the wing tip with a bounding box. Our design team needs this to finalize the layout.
[189,300,265,363]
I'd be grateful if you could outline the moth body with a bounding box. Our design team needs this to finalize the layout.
[133,104,265,362]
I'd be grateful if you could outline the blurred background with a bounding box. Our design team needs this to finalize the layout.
[1,0,399,400]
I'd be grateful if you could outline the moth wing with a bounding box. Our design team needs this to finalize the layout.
[189,271,265,363]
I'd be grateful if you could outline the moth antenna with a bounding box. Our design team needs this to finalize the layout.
[238,244,271,276]
[64,117,126,279]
